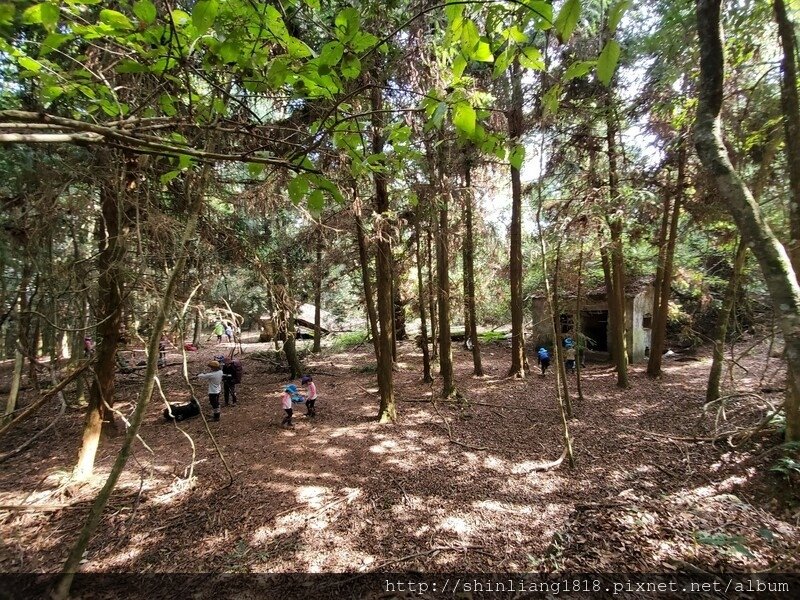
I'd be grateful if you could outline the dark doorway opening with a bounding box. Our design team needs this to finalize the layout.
[581,310,608,351]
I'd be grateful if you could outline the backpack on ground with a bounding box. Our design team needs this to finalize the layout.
[163,398,200,422]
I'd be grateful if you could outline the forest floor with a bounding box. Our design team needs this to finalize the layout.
[1,333,799,595]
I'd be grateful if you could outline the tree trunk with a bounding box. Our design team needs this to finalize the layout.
[283,324,302,379]
[414,203,433,383]
[426,218,438,360]
[552,241,572,417]
[192,307,201,347]
[575,232,585,402]
[648,139,685,376]
[464,156,483,375]
[508,59,526,378]
[312,228,323,353]
[774,0,800,278]
[695,0,800,440]
[651,190,672,341]
[371,85,396,423]
[4,350,24,424]
[706,123,779,403]
[436,136,455,398]
[536,172,575,466]
[54,167,206,600]
[74,163,128,480]
[706,241,747,403]
[605,89,628,388]
[355,212,380,360]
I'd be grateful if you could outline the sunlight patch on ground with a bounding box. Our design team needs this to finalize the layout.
[438,515,472,536]
[295,485,331,507]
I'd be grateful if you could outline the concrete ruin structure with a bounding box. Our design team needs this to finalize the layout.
[530,279,655,363]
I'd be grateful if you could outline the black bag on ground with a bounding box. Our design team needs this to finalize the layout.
[163,398,200,422]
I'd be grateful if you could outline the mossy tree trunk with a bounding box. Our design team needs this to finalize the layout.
[695,0,800,440]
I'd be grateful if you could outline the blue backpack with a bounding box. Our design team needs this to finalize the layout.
[538,348,550,361]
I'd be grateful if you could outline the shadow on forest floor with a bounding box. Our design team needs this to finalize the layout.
[0,334,798,589]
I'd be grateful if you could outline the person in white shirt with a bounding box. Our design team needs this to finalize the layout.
[197,360,223,421]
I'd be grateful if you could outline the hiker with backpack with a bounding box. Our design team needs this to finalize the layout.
[537,346,551,377]
[197,360,223,421]
[220,355,242,406]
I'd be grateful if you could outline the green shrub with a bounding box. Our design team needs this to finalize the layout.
[331,330,370,352]
[478,331,507,343]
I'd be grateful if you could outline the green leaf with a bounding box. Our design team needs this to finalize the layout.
[159,94,177,116]
[219,40,239,63]
[99,9,134,31]
[117,59,148,73]
[524,0,554,28]
[340,54,361,80]
[160,170,181,184]
[445,1,464,23]
[554,0,580,42]
[504,25,528,44]
[350,31,379,53]
[192,0,218,35]
[17,56,42,73]
[543,83,562,116]
[519,46,544,70]
[431,101,448,129]
[461,19,480,53]
[266,57,290,87]
[304,0,321,9]
[509,144,525,170]
[471,39,494,63]
[22,3,59,30]
[0,3,14,27]
[453,102,476,137]
[319,41,344,65]
[133,0,157,24]
[40,32,70,56]
[596,39,621,86]
[288,174,310,204]
[248,163,265,177]
[452,53,468,79]
[493,47,512,78]
[285,36,313,58]
[607,0,631,33]
[563,60,595,80]
[335,7,360,42]
[307,189,325,216]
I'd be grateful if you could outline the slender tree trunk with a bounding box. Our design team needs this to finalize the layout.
[371,85,396,423]
[54,166,206,600]
[436,136,455,398]
[464,156,483,375]
[705,110,778,403]
[355,210,380,360]
[508,59,526,378]
[74,162,128,480]
[707,241,747,403]
[312,228,323,353]
[695,0,800,440]
[651,191,672,336]
[192,308,201,347]
[648,139,685,376]
[4,350,24,424]
[775,0,800,277]
[414,203,433,383]
[552,241,572,417]
[575,232,585,402]
[536,173,574,466]
[606,89,628,388]
[426,209,438,360]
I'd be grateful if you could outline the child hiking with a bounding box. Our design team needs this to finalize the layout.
[213,321,224,343]
[281,384,300,428]
[301,375,317,417]
[197,360,223,421]
[537,346,551,376]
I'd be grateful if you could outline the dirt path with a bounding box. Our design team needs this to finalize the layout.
[1,337,798,583]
